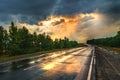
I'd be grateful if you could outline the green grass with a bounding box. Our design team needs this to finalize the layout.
[0,49,67,63]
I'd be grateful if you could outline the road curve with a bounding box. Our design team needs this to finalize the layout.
[0,47,93,80]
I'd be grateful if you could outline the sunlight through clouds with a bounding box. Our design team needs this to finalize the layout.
[19,12,118,42]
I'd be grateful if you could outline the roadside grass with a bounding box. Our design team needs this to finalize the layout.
[102,46,120,55]
[109,47,120,54]
[0,44,86,63]
[0,49,69,63]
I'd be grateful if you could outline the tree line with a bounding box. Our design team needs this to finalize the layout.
[87,31,120,47]
[0,22,79,56]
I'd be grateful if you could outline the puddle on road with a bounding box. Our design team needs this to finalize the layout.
[36,48,92,80]
[41,55,73,70]
[8,59,34,71]
[36,56,83,80]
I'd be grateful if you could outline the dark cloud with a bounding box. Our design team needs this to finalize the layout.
[106,2,120,23]
[51,19,65,26]
[46,32,54,35]
[81,16,94,22]
[0,0,56,15]
[0,0,120,24]
[0,0,56,24]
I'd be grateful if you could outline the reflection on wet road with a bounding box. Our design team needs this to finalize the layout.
[0,47,93,80]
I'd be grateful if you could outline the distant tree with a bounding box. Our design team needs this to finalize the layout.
[3,29,9,53]
[0,26,9,55]
[0,22,79,56]
[0,26,4,55]
[59,39,64,49]
[32,32,38,47]
[87,31,120,47]
[54,39,59,49]
[18,27,33,53]
[8,22,21,55]
[37,33,46,50]
[45,35,53,50]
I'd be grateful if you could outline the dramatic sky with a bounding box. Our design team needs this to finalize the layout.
[0,0,120,42]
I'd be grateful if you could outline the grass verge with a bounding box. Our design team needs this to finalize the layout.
[102,46,120,55]
[0,48,70,63]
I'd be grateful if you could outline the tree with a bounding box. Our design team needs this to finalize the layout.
[8,22,20,55]
[18,27,33,53]
[0,26,9,55]
[87,31,120,47]
[0,26,4,55]
[54,39,59,49]
[0,22,79,56]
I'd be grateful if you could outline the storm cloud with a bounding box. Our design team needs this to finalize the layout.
[0,0,120,24]
[0,0,120,42]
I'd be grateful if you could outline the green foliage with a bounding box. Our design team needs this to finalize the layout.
[0,26,4,50]
[0,26,8,55]
[87,31,120,47]
[0,22,79,56]
[53,37,78,49]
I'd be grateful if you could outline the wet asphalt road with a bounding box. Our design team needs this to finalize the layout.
[0,47,93,80]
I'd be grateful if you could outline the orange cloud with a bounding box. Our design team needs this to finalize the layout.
[19,13,119,43]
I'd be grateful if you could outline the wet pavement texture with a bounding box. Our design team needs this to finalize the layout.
[0,47,92,80]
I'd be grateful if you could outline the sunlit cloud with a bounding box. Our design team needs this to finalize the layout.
[11,12,119,43]
[0,0,120,44]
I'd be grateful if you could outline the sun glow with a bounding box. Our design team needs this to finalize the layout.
[41,55,72,70]
[20,12,108,42]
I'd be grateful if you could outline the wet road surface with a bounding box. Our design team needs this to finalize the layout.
[0,47,93,80]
